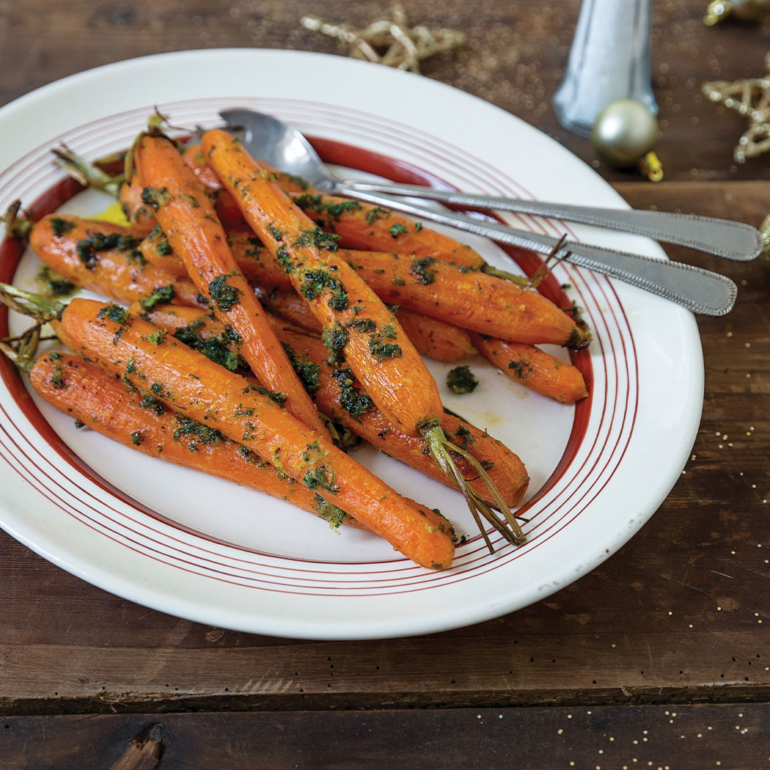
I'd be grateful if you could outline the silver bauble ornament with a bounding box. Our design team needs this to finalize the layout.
[591,99,663,181]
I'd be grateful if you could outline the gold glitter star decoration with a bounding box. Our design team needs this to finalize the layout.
[301,4,466,74]
[703,52,770,162]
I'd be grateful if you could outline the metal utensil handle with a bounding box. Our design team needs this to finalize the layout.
[338,187,737,316]
[343,181,762,263]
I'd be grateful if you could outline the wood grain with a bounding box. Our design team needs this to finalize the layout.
[1,706,769,769]
[1,3,770,767]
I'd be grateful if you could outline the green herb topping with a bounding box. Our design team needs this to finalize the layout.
[141,186,171,210]
[389,223,408,238]
[293,227,341,251]
[446,365,479,394]
[76,231,139,271]
[303,465,339,493]
[321,322,349,365]
[139,284,176,312]
[49,217,75,238]
[208,274,241,311]
[331,368,374,417]
[410,256,437,285]
[282,341,321,395]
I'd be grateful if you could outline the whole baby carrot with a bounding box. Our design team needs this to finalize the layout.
[201,128,523,548]
[470,333,589,404]
[134,131,329,438]
[29,352,363,529]
[0,292,457,569]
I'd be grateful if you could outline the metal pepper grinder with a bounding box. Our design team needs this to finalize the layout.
[553,0,658,137]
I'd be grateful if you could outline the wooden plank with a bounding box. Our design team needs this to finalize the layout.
[1,706,769,769]
[0,180,768,712]
[1,0,770,182]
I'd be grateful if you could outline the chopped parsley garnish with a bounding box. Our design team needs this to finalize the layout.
[36,265,76,299]
[282,341,320,395]
[172,415,223,447]
[303,465,339,493]
[346,318,376,333]
[76,231,138,270]
[131,430,145,446]
[293,227,341,252]
[446,365,479,394]
[174,319,244,372]
[47,352,67,389]
[300,269,348,310]
[410,257,437,285]
[389,223,408,238]
[141,186,171,210]
[208,274,241,311]
[331,368,374,417]
[139,284,176,312]
[267,223,285,242]
[49,217,75,237]
[321,322,349,365]
[146,329,166,346]
[139,394,165,415]
[368,340,402,361]
[97,304,130,325]
[156,240,172,256]
[365,207,389,224]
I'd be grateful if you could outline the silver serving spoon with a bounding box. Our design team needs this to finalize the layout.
[220,108,739,316]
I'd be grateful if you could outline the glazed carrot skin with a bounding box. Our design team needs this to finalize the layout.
[139,305,528,508]
[30,352,365,529]
[29,215,204,308]
[119,175,159,236]
[139,225,188,276]
[202,129,444,437]
[181,144,247,226]
[59,298,456,569]
[471,333,589,404]
[135,134,329,439]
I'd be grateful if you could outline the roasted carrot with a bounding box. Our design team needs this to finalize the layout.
[219,233,586,348]
[471,333,589,403]
[17,295,456,569]
[134,132,329,438]
[391,309,474,363]
[29,352,365,529]
[202,128,524,546]
[136,304,529,508]
[27,214,205,308]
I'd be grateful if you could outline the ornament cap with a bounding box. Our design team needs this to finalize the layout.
[638,151,664,183]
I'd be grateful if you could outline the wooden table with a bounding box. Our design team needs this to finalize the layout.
[1,1,769,767]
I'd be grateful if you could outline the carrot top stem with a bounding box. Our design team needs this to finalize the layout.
[422,424,526,548]
[0,321,43,373]
[0,282,64,323]
[51,146,124,198]
[2,200,32,240]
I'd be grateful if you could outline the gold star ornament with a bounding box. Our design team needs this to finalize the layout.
[703,53,770,162]
[301,4,466,74]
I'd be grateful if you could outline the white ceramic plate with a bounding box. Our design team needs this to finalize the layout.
[0,49,703,639]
